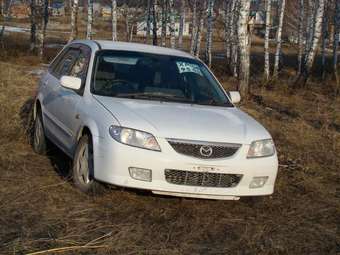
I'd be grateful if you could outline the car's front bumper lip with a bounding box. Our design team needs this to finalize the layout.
[93,136,278,199]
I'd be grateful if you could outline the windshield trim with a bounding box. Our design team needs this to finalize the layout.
[90,50,234,108]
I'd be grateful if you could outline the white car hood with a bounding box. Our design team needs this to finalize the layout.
[94,96,271,144]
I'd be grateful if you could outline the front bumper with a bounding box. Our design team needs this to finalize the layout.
[93,136,278,200]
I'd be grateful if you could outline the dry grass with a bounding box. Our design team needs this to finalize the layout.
[0,37,339,254]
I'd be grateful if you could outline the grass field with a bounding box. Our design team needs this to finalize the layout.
[0,34,339,254]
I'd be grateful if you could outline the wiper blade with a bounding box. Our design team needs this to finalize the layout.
[115,93,193,103]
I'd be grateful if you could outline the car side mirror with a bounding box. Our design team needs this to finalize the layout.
[229,91,241,104]
[60,75,82,90]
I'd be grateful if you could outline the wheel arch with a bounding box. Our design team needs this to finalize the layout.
[33,99,42,120]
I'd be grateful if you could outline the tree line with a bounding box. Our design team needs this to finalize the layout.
[1,0,340,96]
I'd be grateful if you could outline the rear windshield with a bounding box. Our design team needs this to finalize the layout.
[92,50,233,107]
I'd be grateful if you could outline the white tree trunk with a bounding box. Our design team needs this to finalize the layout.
[86,0,93,40]
[178,0,185,49]
[190,0,197,55]
[297,0,304,75]
[195,12,204,58]
[205,0,215,67]
[1,0,4,17]
[224,0,232,61]
[321,2,329,79]
[273,0,286,78]
[69,0,79,42]
[112,0,117,41]
[333,0,340,89]
[124,6,130,42]
[231,0,239,78]
[237,0,251,97]
[169,0,176,48]
[29,0,37,51]
[296,0,325,86]
[264,0,272,81]
[306,0,316,55]
[161,0,168,47]
[152,0,158,45]
[146,0,152,43]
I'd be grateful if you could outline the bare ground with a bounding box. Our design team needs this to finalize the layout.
[0,35,339,254]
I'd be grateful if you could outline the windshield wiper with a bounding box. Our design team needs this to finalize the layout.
[115,92,194,103]
[197,98,233,107]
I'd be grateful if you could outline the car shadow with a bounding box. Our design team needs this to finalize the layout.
[19,97,179,200]
[20,97,72,181]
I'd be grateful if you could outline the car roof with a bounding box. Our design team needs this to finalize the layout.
[72,40,195,59]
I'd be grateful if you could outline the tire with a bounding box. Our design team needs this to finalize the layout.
[72,135,101,194]
[33,111,47,155]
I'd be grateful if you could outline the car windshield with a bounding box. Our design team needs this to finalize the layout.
[92,50,233,107]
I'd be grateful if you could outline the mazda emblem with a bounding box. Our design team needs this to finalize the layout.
[200,146,213,157]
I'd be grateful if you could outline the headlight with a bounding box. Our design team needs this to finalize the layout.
[109,125,161,151]
[247,139,275,158]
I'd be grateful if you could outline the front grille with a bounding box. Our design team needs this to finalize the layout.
[167,139,241,159]
[165,169,242,188]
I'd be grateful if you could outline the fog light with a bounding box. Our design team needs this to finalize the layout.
[129,167,152,182]
[249,176,268,189]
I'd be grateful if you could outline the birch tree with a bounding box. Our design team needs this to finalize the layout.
[333,0,340,91]
[296,0,325,86]
[69,0,79,42]
[169,0,176,48]
[273,0,286,78]
[230,0,239,78]
[178,0,186,49]
[0,0,13,48]
[205,0,215,67]
[297,0,305,75]
[39,0,49,58]
[238,0,251,96]
[28,0,48,57]
[194,6,205,58]
[30,0,37,51]
[321,1,329,79]
[160,0,168,47]
[152,0,158,45]
[224,0,232,61]
[190,0,197,55]
[264,0,272,81]
[86,0,93,40]
[146,0,152,43]
[0,0,4,17]
[112,0,117,41]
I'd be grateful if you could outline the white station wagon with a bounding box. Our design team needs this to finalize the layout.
[33,40,278,200]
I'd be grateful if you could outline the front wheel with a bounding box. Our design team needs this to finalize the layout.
[72,135,101,194]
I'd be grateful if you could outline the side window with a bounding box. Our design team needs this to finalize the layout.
[69,46,91,86]
[52,49,80,79]
[49,47,68,75]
